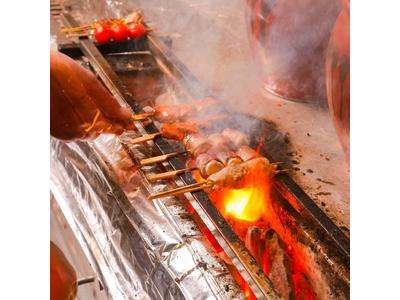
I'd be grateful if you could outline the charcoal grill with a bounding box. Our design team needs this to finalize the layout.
[50,9,349,300]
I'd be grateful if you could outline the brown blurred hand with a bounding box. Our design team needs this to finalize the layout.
[50,241,77,300]
[50,49,134,141]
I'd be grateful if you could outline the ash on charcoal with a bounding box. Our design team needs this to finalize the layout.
[317,178,335,185]
[340,226,350,234]
[293,272,317,300]
[264,230,295,300]
[315,192,332,196]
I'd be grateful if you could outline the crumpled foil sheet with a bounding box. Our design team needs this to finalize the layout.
[50,134,245,300]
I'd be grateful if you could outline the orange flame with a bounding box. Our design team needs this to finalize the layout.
[224,187,266,222]
[210,164,273,223]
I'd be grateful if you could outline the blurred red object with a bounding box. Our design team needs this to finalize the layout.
[326,0,350,161]
[50,241,77,300]
[246,0,340,103]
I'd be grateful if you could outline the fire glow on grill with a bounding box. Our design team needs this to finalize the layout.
[208,164,272,223]
[223,187,266,222]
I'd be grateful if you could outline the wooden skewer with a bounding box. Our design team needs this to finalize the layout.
[140,151,187,166]
[147,167,198,182]
[147,181,212,200]
[132,112,155,121]
[62,25,92,33]
[130,132,161,144]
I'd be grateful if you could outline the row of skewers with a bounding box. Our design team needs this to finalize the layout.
[127,97,286,200]
[62,10,153,44]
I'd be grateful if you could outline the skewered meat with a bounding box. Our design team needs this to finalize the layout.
[152,97,218,123]
[216,151,242,166]
[208,133,236,151]
[160,122,198,140]
[221,128,249,148]
[184,133,212,157]
[236,145,261,162]
[195,153,225,178]
[154,103,195,122]
[208,157,277,190]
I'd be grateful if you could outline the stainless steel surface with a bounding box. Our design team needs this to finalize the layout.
[51,194,108,300]
[51,136,245,299]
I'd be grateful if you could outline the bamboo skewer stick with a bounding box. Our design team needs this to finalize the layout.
[147,181,212,201]
[132,112,155,121]
[140,151,188,166]
[62,25,92,33]
[147,167,198,182]
[130,132,161,144]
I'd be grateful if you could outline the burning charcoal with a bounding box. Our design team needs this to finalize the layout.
[264,230,294,300]
[245,226,265,262]
[292,272,317,300]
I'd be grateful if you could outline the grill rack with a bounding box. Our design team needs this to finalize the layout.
[58,12,349,299]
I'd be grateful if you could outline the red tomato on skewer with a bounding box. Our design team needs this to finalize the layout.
[93,23,113,44]
[111,23,129,43]
[128,22,146,39]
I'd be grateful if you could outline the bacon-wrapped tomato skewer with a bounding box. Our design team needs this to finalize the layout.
[62,10,143,33]
[63,11,154,44]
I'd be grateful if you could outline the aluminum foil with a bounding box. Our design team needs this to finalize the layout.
[50,133,244,300]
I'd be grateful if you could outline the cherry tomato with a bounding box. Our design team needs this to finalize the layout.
[111,23,129,43]
[128,23,146,39]
[93,24,113,44]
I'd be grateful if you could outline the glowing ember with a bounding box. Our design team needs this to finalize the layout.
[223,187,266,222]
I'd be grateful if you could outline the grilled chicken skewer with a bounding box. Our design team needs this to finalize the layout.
[130,122,199,144]
[133,97,220,123]
[148,157,280,200]
[142,125,286,199]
